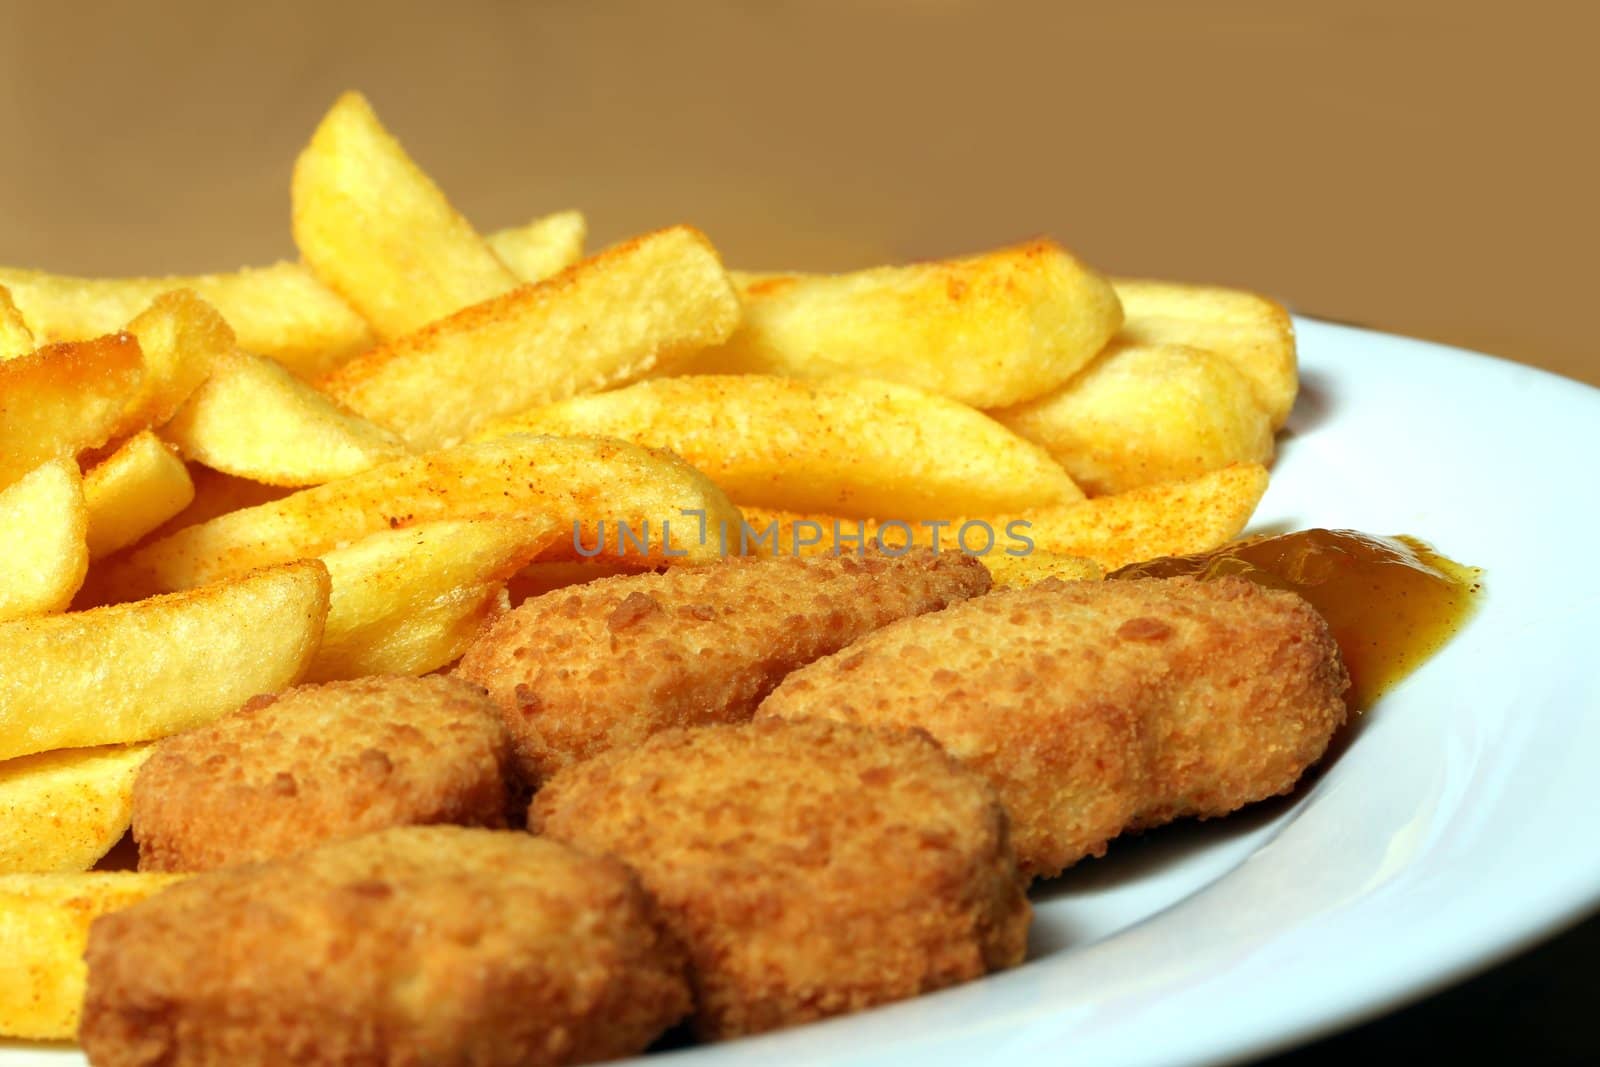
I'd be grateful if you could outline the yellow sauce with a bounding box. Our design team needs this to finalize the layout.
[1110,530,1481,710]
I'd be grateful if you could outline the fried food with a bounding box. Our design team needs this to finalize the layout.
[0,871,185,1039]
[0,457,86,621]
[0,284,33,360]
[0,560,329,761]
[81,826,690,1066]
[292,91,519,339]
[759,576,1350,878]
[991,341,1274,496]
[1113,277,1298,428]
[984,550,1103,587]
[0,332,142,488]
[477,374,1085,518]
[119,289,233,432]
[82,432,194,560]
[0,745,152,873]
[531,717,1030,1039]
[321,225,741,450]
[690,241,1122,408]
[487,210,587,281]
[132,676,514,872]
[162,348,408,486]
[456,550,990,783]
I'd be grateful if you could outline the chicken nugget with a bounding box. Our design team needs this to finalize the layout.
[531,717,1030,1040]
[759,576,1350,878]
[456,550,989,784]
[132,675,514,871]
[80,826,690,1066]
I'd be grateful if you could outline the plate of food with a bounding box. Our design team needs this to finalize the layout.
[2,90,1598,1067]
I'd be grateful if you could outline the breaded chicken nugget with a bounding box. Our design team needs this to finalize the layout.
[760,576,1350,879]
[133,675,514,871]
[531,718,1030,1040]
[81,826,689,1066]
[456,550,989,783]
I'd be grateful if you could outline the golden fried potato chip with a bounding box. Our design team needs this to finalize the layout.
[0,264,371,379]
[991,341,1273,496]
[322,225,741,450]
[292,91,518,338]
[0,560,329,760]
[0,285,34,361]
[985,551,1104,587]
[163,349,408,486]
[487,210,587,282]
[1113,278,1297,428]
[0,457,87,620]
[310,518,561,681]
[0,745,153,874]
[479,374,1083,519]
[101,435,742,599]
[0,333,143,488]
[83,432,195,560]
[119,290,234,431]
[684,241,1122,408]
[0,871,184,1039]
[146,466,291,540]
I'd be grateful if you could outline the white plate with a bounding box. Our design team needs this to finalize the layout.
[7,318,1600,1067]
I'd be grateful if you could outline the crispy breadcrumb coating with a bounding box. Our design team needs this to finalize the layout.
[81,827,690,1066]
[132,675,514,871]
[456,550,989,784]
[760,576,1350,878]
[531,718,1030,1039]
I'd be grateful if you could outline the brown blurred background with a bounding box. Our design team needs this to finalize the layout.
[1,2,1595,385]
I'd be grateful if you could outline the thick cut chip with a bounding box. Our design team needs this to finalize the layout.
[120,290,234,431]
[0,745,153,873]
[322,226,741,450]
[685,241,1122,408]
[737,464,1265,571]
[101,435,741,599]
[311,518,561,681]
[0,333,143,488]
[292,91,517,338]
[0,458,87,620]
[1114,278,1298,428]
[0,560,329,761]
[0,285,33,361]
[0,263,371,379]
[147,467,291,540]
[487,210,587,282]
[0,871,184,1039]
[986,551,1104,587]
[992,341,1274,496]
[164,349,407,486]
[83,432,195,560]
[479,375,1083,519]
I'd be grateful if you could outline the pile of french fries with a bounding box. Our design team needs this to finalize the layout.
[0,90,1293,1041]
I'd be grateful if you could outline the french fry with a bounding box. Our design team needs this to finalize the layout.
[0,284,33,361]
[0,871,184,1039]
[478,375,1084,519]
[0,263,372,379]
[322,225,741,450]
[0,745,153,873]
[1113,278,1298,428]
[0,457,87,620]
[118,290,234,431]
[683,241,1122,409]
[163,349,408,486]
[0,333,143,488]
[147,466,291,539]
[487,210,587,283]
[991,342,1273,496]
[83,432,195,560]
[738,464,1266,571]
[310,518,561,681]
[985,551,1104,587]
[0,560,329,761]
[100,435,742,600]
[292,91,517,338]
